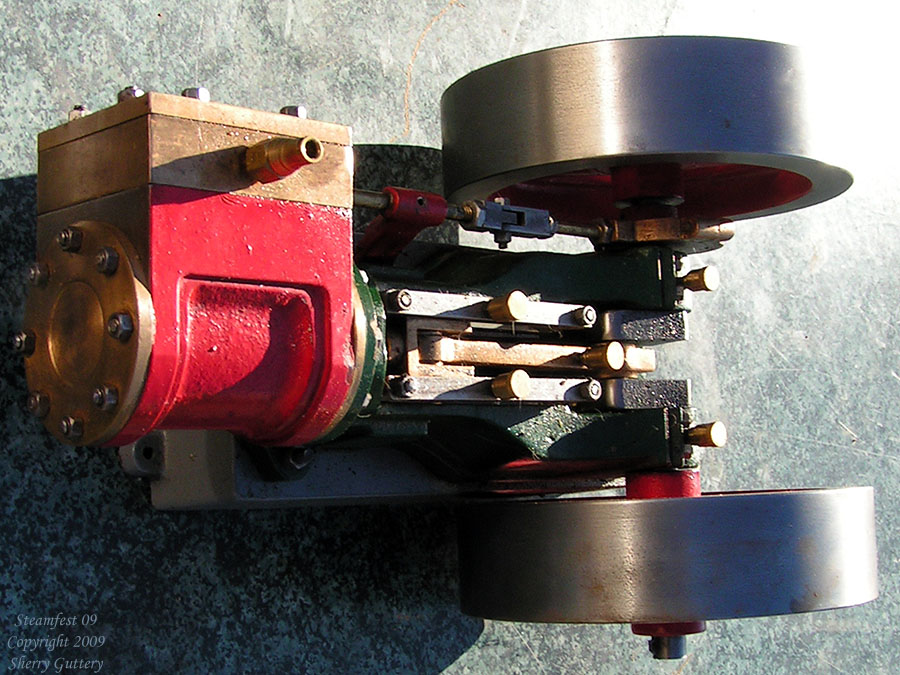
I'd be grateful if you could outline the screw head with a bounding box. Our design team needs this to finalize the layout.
[57,227,83,252]
[392,376,419,398]
[580,379,603,401]
[68,105,88,121]
[94,247,120,275]
[117,86,145,102]
[107,312,134,342]
[60,416,84,440]
[181,86,210,102]
[279,105,308,119]
[394,289,413,310]
[11,330,36,356]
[26,262,49,286]
[26,392,50,418]
[286,446,314,471]
[91,385,119,411]
[575,305,597,327]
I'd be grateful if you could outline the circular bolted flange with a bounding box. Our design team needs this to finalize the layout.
[22,220,155,446]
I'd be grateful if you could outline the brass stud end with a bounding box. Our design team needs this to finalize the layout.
[491,369,531,399]
[107,313,134,342]
[60,416,84,440]
[487,290,531,322]
[681,266,720,293]
[685,421,727,447]
[582,341,626,373]
[57,227,83,252]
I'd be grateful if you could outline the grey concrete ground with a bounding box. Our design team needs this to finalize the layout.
[1,0,898,672]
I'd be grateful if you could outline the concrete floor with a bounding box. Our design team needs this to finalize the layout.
[1,0,898,672]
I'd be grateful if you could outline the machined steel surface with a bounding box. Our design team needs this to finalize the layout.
[442,37,852,221]
[458,487,877,623]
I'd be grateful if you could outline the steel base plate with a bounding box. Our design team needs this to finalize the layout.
[441,37,852,223]
[458,487,877,623]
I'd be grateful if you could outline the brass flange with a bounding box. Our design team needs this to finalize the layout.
[23,220,155,445]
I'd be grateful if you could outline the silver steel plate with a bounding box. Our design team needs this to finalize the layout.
[442,37,852,221]
[458,487,877,623]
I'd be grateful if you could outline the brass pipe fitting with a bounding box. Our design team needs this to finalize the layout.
[245,136,324,184]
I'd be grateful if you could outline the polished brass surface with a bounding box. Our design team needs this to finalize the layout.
[581,341,626,375]
[685,421,728,447]
[38,91,350,151]
[681,266,720,293]
[23,220,155,445]
[38,93,353,214]
[486,290,531,322]
[418,336,656,377]
[244,136,324,183]
[491,370,531,400]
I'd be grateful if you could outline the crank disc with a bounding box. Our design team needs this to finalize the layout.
[457,487,877,623]
[441,37,852,224]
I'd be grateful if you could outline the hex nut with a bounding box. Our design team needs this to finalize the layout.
[26,262,49,286]
[117,86,145,102]
[95,247,120,275]
[181,86,210,102]
[60,416,84,440]
[279,105,308,119]
[107,313,134,342]
[26,392,50,419]
[57,227,83,252]
[92,385,119,411]
[11,331,36,356]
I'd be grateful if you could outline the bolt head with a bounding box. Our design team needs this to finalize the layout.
[68,105,88,121]
[575,305,597,327]
[60,416,84,440]
[92,385,119,411]
[279,105,308,119]
[395,290,413,310]
[107,312,134,341]
[117,86,145,102]
[181,87,210,102]
[26,392,50,418]
[11,330,36,356]
[286,447,314,471]
[580,379,603,401]
[26,262,49,286]
[95,247,120,275]
[393,376,419,398]
[57,227,83,252]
